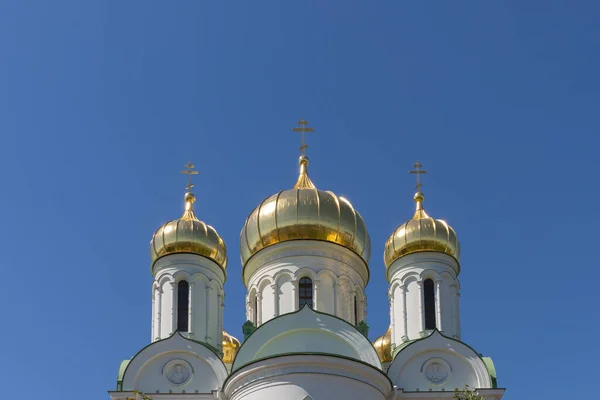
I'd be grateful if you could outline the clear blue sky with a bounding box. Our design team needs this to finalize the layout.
[1,1,598,399]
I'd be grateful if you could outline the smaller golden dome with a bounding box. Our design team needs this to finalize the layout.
[373,326,392,363]
[384,192,460,271]
[150,191,227,271]
[222,330,241,363]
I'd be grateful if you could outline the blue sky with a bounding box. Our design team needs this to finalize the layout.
[1,1,598,399]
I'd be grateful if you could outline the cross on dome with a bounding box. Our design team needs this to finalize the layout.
[180,162,199,193]
[409,161,427,194]
[292,118,315,156]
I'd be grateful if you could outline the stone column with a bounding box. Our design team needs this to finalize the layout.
[271,284,279,318]
[205,285,213,341]
[155,286,163,341]
[456,288,461,338]
[246,298,252,322]
[389,292,395,344]
[400,285,408,342]
[417,281,425,336]
[292,281,298,310]
[435,279,443,332]
[188,281,195,337]
[333,283,341,317]
[217,290,224,349]
[313,280,320,310]
[151,286,156,342]
[256,292,263,326]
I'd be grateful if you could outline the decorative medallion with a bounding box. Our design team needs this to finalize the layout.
[163,359,193,386]
[421,358,451,385]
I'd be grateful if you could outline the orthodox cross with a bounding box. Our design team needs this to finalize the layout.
[292,118,315,156]
[409,161,427,192]
[180,162,199,192]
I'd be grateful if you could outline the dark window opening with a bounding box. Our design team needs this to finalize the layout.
[354,296,358,325]
[299,277,313,308]
[253,295,258,325]
[177,281,189,332]
[424,279,436,330]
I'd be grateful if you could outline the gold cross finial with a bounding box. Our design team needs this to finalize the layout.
[409,161,427,193]
[292,118,315,156]
[180,162,199,192]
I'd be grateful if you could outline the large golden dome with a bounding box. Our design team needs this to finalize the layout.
[384,191,460,272]
[222,330,240,363]
[240,155,371,267]
[150,191,227,271]
[373,326,392,363]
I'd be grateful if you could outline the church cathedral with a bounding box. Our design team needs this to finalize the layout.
[108,120,505,400]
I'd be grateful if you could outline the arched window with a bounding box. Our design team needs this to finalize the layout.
[298,277,313,308]
[424,279,436,330]
[353,295,358,325]
[253,295,258,326]
[177,281,189,332]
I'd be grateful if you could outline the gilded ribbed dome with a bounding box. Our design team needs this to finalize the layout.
[373,326,393,363]
[221,330,240,363]
[150,191,227,271]
[384,192,460,271]
[240,155,371,267]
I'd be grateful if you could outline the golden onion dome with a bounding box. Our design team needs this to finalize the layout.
[373,326,392,363]
[240,155,371,267]
[221,330,241,363]
[150,191,227,271]
[384,191,460,272]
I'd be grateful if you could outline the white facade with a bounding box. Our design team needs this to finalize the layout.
[112,180,505,399]
[388,252,461,347]
[152,253,226,351]
[243,240,368,326]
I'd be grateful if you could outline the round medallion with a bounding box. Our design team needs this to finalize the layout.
[422,358,451,385]
[163,359,192,386]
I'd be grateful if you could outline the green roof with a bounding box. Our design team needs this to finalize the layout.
[116,359,131,391]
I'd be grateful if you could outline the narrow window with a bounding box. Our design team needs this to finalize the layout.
[424,279,436,330]
[298,277,313,308]
[354,295,358,325]
[253,295,258,326]
[177,281,189,332]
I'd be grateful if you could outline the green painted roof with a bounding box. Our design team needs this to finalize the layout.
[482,356,498,388]
[116,359,131,391]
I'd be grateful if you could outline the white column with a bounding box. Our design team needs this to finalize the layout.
[246,298,252,322]
[456,287,461,338]
[205,285,213,341]
[360,295,367,323]
[256,292,263,326]
[400,285,408,341]
[313,280,320,310]
[292,281,298,310]
[151,286,156,342]
[188,281,195,337]
[417,281,425,335]
[435,279,443,332]
[155,287,162,340]
[389,292,395,345]
[271,284,279,318]
[170,281,177,334]
[217,290,224,349]
[333,283,341,317]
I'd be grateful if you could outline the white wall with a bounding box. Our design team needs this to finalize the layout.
[152,254,226,351]
[225,355,391,400]
[388,252,461,346]
[244,241,369,326]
